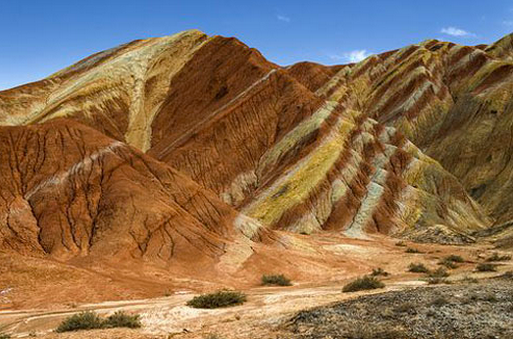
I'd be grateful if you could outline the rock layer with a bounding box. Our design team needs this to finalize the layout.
[2,30,512,265]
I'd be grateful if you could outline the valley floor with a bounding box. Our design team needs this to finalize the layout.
[1,237,512,338]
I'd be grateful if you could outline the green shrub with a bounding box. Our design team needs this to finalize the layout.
[405,247,421,253]
[55,311,104,333]
[261,274,292,286]
[187,290,247,309]
[486,253,511,262]
[55,310,141,333]
[103,311,141,329]
[428,267,449,278]
[342,276,385,293]
[371,268,389,277]
[408,263,429,273]
[476,263,497,272]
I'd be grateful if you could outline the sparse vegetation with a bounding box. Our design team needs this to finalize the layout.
[55,311,141,333]
[187,290,247,309]
[55,311,104,333]
[371,267,389,277]
[405,247,421,253]
[342,276,385,293]
[0,333,11,339]
[486,253,511,262]
[476,263,497,272]
[290,280,513,339]
[408,263,429,273]
[395,241,407,247]
[103,311,141,329]
[445,254,465,263]
[261,274,292,286]
[428,267,449,278]
[438,257,459,269]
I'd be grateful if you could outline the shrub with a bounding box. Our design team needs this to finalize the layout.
[405,247,421,253]
[55,311,104,333]
[187,290,247,309]
[408,263,429,273]
[395,241,406,247]
[103,311,141,329]
[261,274,292,286]
[438,258,458,269]
[445,254,465,263]
[476,263,497,272]
[0,333,11,339]
[371,268,389,277]
[428,267,449,278]
[486,253,511,262]
[55,311,141,333]
[342,276,385,293]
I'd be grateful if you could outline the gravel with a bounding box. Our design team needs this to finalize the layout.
[288,276,513,339]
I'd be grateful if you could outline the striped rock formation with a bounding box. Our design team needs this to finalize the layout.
[2,30,511,265]
[0,119,277,274]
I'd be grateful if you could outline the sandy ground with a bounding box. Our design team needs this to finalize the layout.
[1,236,511,338]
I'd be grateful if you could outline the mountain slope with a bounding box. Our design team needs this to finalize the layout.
[0,30,497,244]
[0,118,272,271]
[289,33,513,227]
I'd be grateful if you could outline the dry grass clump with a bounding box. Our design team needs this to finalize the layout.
[405,247,421,253]
[342,276,385,293]
[55,311,141,333]
[0,333,11,339]
[486,253,511,262]
[187,290,247,309]
[408,263,429,273]
[261,274,292,286]
[476,263,497,272]
[428,267,449,278]
[371,268,389,277]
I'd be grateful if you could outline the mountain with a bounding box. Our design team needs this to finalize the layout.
[1,30,512,275]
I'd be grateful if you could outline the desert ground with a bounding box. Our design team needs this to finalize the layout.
[1,235,511,338]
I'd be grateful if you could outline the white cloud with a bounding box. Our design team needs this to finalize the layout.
[440,26,476,37]
[276,15,291,23]
[329,50,371,63]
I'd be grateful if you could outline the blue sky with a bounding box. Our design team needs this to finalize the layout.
[1,0,512,90]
